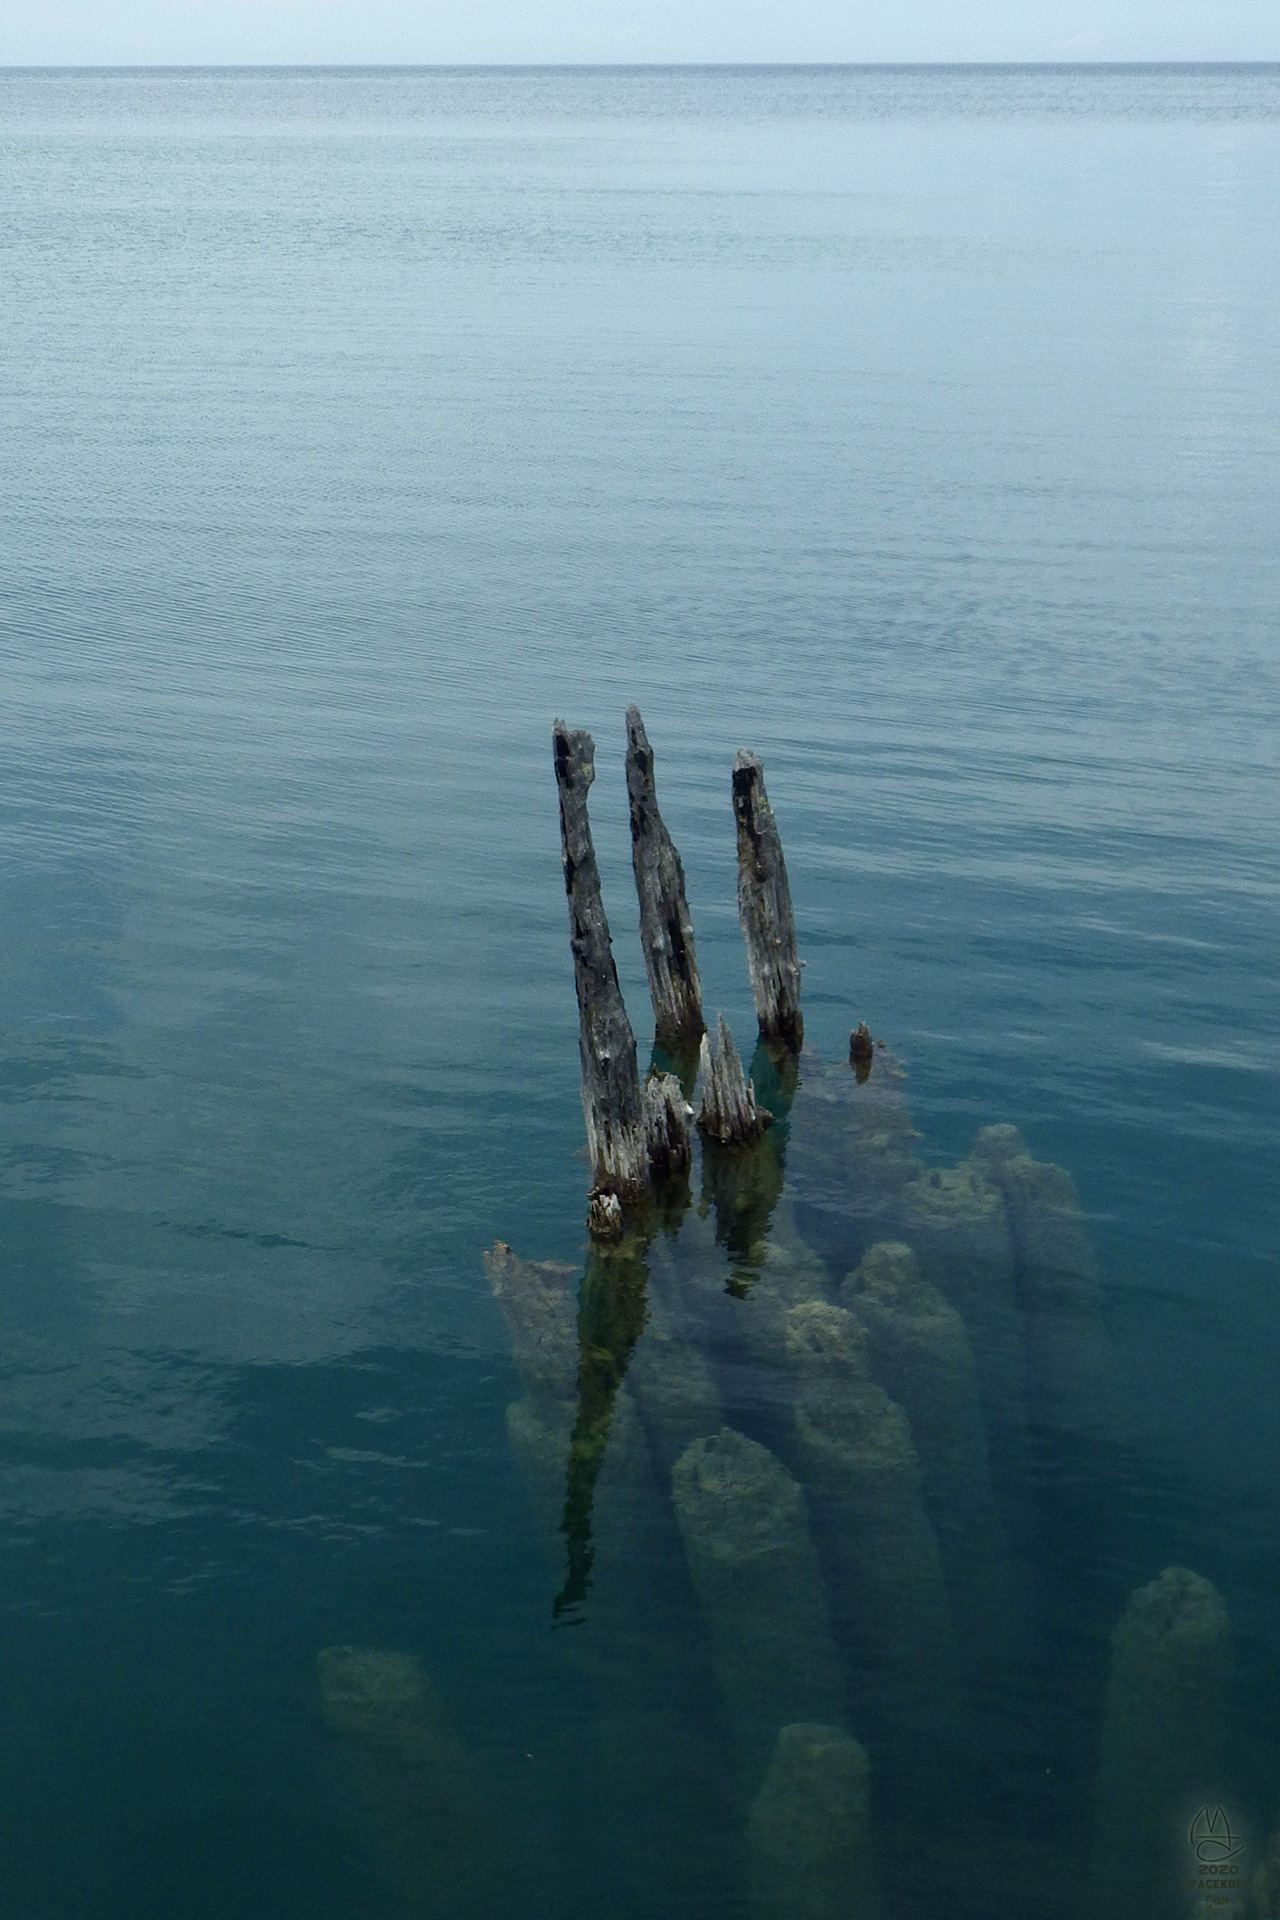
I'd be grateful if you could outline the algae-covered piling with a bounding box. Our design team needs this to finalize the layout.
[782,1300,972,1804]
[1090,1566,1233,1920]
[671,1427,844,1790]
[318,1646,497,1916]
[748,1722,882,1920]
[840,1241,1022,1712]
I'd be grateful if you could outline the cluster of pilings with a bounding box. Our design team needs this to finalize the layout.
[554,709,814,1237]
[518,712,1262,1917]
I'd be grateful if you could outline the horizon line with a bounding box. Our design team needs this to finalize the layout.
[3,59,1279,73]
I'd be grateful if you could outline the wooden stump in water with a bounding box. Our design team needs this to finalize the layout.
[732,750,803,1051]
[698,1014,769,1146]
[553,721,649,1203]
[625,705,705,1045]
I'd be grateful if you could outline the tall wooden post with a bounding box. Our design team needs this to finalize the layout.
[732,751,803,1051]
[553,722,648,1202]
[624,705,705,1046]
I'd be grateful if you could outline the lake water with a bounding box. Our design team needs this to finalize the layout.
[1,62,1277,1920]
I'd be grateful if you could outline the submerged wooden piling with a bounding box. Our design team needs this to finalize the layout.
[625,706,705,1045]
[1090,1566,1233,1919]
[748,1723,882,1920]
[671,1426,845,1792]
[553,722,649,1204]
[732,751,803,1051]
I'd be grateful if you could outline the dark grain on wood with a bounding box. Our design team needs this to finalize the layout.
[625,706,705,1044]
[697,1014,769,1146]
[553,721,649,1203]
[731,750,803,1051]
[642,1070,693,1181]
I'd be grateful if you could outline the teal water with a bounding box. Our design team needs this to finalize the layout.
[1,63,1278,1918]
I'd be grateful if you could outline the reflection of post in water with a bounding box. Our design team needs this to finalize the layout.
[651,1033,702,1106]
[696,1016,787,1296]
[700,1134,786,1297]
[554,1232,652,1620]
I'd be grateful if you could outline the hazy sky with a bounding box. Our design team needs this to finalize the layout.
[2,0,1277,68]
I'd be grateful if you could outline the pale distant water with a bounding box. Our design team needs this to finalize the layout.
[0,64,1277,1920]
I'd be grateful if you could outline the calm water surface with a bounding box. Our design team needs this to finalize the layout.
[0,63,1278,1919]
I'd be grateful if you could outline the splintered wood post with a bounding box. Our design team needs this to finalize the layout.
[642,1069,693,1182]
[552,721,649,1205]
[697,1014,769,1145]
[624,705,705,1045]
[731,750,803,1052]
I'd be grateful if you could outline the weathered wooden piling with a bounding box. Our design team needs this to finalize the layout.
[748,1723,882,1920]
[625,706,705,1045]
[642,1069,693,1182]
[839,1241,1023,1719]
[781,1300,973,1811]
[1090,1566,1233,1919]
[971,1123,1115,1444]
[732,751,803,1051]
[318,1646,499,1914]
[698,1014,769,1146]
[671,1427,845,1793]
[553,721,649,1205]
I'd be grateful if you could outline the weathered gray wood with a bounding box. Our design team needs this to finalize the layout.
[732,751,803,1051]
[641,1069,692,1181]
[697,1013,769,1145]
[625,705,705,1044]
[553,722,649,1204]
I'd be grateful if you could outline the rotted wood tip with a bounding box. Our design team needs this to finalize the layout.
[850,1022,874,1063]
[587,1189,625,1240]
[731,749,803,1054]
[697,1014,771,1146]
[643,1070,694,1183]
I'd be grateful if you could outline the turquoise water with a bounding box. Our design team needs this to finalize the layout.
[1,63,1277,1918]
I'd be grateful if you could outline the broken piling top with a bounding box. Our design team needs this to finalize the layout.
[732,750,803,1051]
[625,706,705,1045]
[698,1013,769,1145]
[552,721,648,1201]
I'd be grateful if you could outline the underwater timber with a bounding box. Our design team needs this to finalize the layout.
[478,715,1247,1917]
